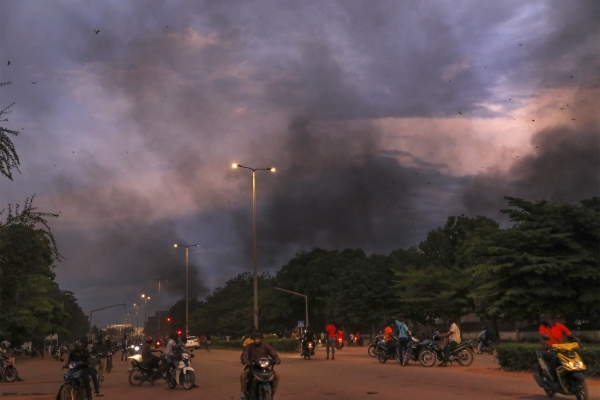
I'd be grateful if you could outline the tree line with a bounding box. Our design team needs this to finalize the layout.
[0,84,89,348]
[147,196,599,338]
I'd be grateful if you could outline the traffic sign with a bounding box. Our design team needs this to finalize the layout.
[298,321,304,327]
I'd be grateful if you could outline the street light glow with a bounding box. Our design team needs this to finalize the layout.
[141,294,145,298]
[270,167,276,172]
[173,244,178,248]
[232,163,238,168]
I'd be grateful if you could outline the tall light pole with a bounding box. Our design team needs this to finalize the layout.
[133,304,139,338]
[232,163,276,329]
[274,287,309,331]
[141,294,150,333]
[154,278,168,338]
[173,244,200,336]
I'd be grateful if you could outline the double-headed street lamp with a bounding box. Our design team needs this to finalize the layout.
[173,244,200,335]
[232,163,275,329]
[141,294,150,331]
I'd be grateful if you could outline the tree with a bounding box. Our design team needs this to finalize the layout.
[468,197,600,326]
[0,82,20,180]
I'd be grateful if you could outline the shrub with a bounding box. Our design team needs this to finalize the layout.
[210,338,299,353]
[496,343,600,377]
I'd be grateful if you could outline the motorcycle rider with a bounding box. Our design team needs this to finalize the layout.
[66,340,104,398]
[325,321,336,360]
[394,316,410,365]
[477,326,494,354]
[141,336,161,378]
[1,341,10,372]
[301,326,315,356]
[436,318,461,367]
[240,331,281,400]
[91,336,108,381]
[539,312,581,381]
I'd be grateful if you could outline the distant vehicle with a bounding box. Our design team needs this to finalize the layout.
[185,336,200,349]
[129,340,142,355]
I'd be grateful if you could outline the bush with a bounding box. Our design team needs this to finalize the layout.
[496,343,600,377]
[210,338,299,353]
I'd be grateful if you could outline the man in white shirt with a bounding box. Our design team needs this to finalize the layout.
[437,319,461,367]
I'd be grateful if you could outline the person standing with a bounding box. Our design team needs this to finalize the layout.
[437,318,461,367]
[91,337,108,380]
[120,335,128,362]
[325,322,336,360]
[394,316,410,365]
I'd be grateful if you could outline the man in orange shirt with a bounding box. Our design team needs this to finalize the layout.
[384,323,394,343]
[539,312,581,380]
[325,322,337,360]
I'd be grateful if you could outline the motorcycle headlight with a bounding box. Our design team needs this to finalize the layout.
[182,353,190,360]
[566,360,585,370]
[259,360,270,368]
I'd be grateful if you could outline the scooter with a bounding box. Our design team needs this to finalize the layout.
[375,336,402,364]
[301,340,315,360]
[244,358,277,400]
[56,362,94,400]
[0,354,18,382]
[168,350,195,390]
[533,343,588,400]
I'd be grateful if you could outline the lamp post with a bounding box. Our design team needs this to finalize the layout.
[173,244,200,335]
[154,278,168,338]
[141,294,150,333]
[133,304,139,338]
[232,163,275,329]
[273,287,309,331]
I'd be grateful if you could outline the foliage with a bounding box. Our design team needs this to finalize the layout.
[495,343,600,377]
[468,197,600,325]
[0,82,20,180]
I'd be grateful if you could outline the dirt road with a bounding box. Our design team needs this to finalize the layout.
[2,347,598,399]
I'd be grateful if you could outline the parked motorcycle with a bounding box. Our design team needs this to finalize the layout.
[57,362,94,400]
[168,350,195,390]
[375,337,402,364]
[533,343,588,400]
[477,339,494,355]
[0,354,18,382]
[427,332,474,366]
[402,336,437,367]
[301,340,315,360]
[244,358,277,400]
[368,333,385,357]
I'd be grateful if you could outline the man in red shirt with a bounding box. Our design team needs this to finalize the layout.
[325,322,336,360]
[538,312,581,380]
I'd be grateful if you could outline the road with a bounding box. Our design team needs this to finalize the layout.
[2,346,599,400]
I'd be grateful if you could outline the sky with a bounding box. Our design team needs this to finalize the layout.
[1,0,598,328]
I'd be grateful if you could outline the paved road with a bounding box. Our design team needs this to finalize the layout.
[2,347,599,400]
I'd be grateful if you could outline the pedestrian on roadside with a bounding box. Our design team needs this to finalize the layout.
[394,316,410,365]
[325,321,336,360]
[120,335,128,362]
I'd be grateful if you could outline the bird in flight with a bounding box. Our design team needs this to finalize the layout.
[94,30,101,34]
[519,44,523,46]
[458,112,462,114]
[571,118,576,120]
[7,61,10,65]
[31,81,37,84]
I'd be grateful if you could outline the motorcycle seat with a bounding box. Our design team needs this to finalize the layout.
[417,340,431,347]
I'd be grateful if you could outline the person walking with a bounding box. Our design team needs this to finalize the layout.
[325,321,336,360]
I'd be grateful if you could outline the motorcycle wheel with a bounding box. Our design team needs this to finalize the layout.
[456,349,474,366]
[128,368,144,386]
[368,344,377,357]
[544,389,556,398]
[4,368,17,383]
[59,383,78,400]
[574,380,588,400]
[377,351,387,363]
[182,371,195,390]
[261,388,273,400]
[106,362,112,373]
[419,350,436,367]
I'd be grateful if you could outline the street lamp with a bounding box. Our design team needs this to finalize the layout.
[154,278,168,338]
[173,244,200,335]
[141,294,150,332]
[232,163,276,329]
[274,287,309,331]
[133,304,139,337]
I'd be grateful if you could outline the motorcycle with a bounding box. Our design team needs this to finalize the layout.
[128,354,164,386]
[477,339,494,355]
[335,337,344,350]
[1,354,18,382]
[168,349,195,390]
[533,342,588,400]
[375,337,402,364]
[402,336,437,367]
[427,332,474,366]
[368,333,385,357]
[244,358,277,400]
[350,336,364,347]
[56,362,94,400]
[301,340,315,360]
[317,337,326,347]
